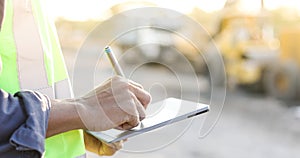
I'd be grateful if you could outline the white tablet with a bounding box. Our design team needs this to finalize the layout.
[87,98,209,143]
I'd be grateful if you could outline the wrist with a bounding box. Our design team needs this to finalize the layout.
[69,98,88,130]
[66,99,87,130]
[47,99,86,137]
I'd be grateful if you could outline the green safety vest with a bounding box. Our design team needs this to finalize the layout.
[0,0,85,157]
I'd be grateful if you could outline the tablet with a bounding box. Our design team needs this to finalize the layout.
[87,98,209,143]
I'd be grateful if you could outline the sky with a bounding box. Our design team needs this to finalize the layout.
[46,0,300,21]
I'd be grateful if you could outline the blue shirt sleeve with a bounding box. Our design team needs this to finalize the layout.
[0,89,51,157]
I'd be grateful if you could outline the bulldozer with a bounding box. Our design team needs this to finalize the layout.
[263,26,300,100]
[211,0,277,87]
[210,0,300,100]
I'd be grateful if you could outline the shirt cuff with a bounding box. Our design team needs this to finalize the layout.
[9,90,51,156]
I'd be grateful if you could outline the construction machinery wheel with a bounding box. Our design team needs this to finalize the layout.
[263,62,299,100]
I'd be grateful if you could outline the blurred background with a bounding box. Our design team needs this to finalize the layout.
[46,0,300,157]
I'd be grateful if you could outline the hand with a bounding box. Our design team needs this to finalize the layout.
[84,131,124,156]
[75,76,151,131]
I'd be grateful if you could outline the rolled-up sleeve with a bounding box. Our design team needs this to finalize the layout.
[0,89,51,157]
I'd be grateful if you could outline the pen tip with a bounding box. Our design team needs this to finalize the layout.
[105,46,111,53]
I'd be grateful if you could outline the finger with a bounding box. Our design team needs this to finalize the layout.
[103,140,124,151]
[129,80,144,89]
[83,131,102,154]
[132,95,146,121]
[128,84,152,108]
[118,95,146,130]
[120,122,138,130]
[121,98,140,130]
[112,140,124,150]
[111,140,124,149]
[99,140,123,156]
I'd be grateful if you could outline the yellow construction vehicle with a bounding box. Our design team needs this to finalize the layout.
[212,0,279,88]
[263,26,300,100]
[211,0,300,100]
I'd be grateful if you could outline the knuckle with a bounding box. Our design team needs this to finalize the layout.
[137,84,144,89]
[111,76,119,82]
[119,79,130,88]
[125,82,131,89]
[140,116,146,121]
[139,111,146,120]
[131,112,139,121]
[131,80,143,89]
[144,92,152,105]
[113,75,122,80]
[112,76,125,84]
[112,78,130,90]
[128,91,135,98]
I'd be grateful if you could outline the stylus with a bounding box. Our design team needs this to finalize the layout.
[105,46,125,77]
[105,46,145,128]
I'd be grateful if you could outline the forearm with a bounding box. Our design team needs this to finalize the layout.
[46,99,86,137]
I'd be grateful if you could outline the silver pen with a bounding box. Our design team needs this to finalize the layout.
[105,46,125,76]
[105,46,144,130]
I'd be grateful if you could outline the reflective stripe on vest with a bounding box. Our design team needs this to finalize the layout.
[13,0,54,98]
[0,0,85,157]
